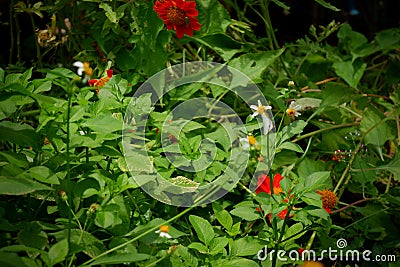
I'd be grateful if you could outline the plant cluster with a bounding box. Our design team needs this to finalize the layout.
[1,0,399,266]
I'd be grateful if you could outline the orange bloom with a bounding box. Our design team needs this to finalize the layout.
[317,189,337,214]
[88,70,113,93]
[154,0,201,38]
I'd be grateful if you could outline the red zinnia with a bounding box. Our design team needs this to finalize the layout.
[153,0,201,38]
[256,173,284,195]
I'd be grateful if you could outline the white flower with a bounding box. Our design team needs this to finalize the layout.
[250,100,273,135]
[73,61,85,76]
[155,225,172,239]
[288,80,295,87]
[286,101,301,117]
[240,135,257,150]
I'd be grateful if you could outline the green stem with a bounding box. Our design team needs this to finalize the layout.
[66,86,73,253]
[292,122,359,143]
[333,117,391,195]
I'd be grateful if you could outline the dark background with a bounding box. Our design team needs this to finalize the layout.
[0,0,399,68]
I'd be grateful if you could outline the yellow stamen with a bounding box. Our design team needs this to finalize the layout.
[159,225,170,233]
[247,135,257,145]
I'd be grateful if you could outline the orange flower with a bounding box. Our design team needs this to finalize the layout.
[88,69,113,93]
[317,189,337,214]
[256,173,284,195]
[154,0,201,38]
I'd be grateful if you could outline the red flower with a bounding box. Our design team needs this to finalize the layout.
[88,69,113,93]
[267,209,289,221]
[256,173,284,195]
[153,0,201,38]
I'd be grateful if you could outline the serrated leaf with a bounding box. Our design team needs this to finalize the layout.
[188,242,208,253]
[99,3,118,23]
[283,222,305,242]
[209,237,228,255]
[304,171,332,191]
[230,236,265,257]
[212,202,233,230]
[230,206,259,221]
[189,215,214,246]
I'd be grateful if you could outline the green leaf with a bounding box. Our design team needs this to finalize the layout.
[375,28,400,50]
[313,0,340,11]
[0,121,41,151]
[0,252,29,267]
[90,253,150,265]
[277,142,304,153]
[377,153,400,181]
[99,3,118,23]
[320,82,356,107]
[304,171,332,191]
[229,49,284,85]
[212,202,233,230]
[230,236,265,257]
[0,177,53,195]
[215,257,260,267]
[300,192,322,207]
[197,0,231,34]
[188,242,208,253]
[195,34,244,61]
[17,166,59,185]
[283,222,305,242]
[48,239,68,265]
[230,202,260,221]
[83,113,123,133]
[359,107,395,160]
[209,237,228,255]
[189,215,214,246]
[278,120,307,143]
[333,60,366,88]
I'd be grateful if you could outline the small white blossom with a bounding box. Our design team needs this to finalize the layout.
[286,101,301,117]
[250,100,273,135]
[155,225,172,239]
[73,61,85,76]
[240,135,257,150]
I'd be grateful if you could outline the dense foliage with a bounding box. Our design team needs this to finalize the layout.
[1,0,399,266]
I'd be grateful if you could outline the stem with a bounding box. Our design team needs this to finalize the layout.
[9,2,14,64]
[14,9,22,62]
[332,197,379,214]
[66,86,73,252]
[27,0,42,68]
[333,117,391,195]
[292,122,359,143]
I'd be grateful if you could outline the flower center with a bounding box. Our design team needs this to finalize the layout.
[159,225,170,233]
[257,105,265,115]
[286,108,296,117]
[273,187,283,195]
[167,7,186,25]
[247,135,257,145]
[317,189,338,209]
